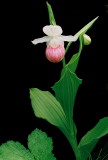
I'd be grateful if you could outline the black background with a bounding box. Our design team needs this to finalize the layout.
[0,0,108,159]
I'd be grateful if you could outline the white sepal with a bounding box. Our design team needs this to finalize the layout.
[31,36,51,45]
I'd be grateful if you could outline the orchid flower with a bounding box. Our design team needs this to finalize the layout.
[32,25,78,63]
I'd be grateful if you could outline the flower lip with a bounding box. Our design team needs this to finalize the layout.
[43,25,63,37]
[45,44,65,63]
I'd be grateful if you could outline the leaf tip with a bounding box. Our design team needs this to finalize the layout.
[29,88,36,97]
[94,16,99,22]
[29,88,34,92]
[46,1,50,7]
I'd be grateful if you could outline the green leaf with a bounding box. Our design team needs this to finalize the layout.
[30,89,81,159]
[46,2,56,25]
[44,153,57,160]
[75,16,99,37]
[65,35,84,73]
[78,117,108,160]
[52,36,83,125]
[66,16,99,53]
[52,69,82,158]
[0,141,34,160]
[52,69,82,126]
[30,88,68,131]
[28,128,56,160]
[52,37,82,146]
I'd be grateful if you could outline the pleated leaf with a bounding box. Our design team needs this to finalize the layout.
[78,117,108,160]
[52,36,83,131]
[30,88,68,131]
[52,69,82,127]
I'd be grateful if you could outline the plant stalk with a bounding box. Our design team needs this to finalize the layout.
[62,57,66,68]
[67,133,81,160]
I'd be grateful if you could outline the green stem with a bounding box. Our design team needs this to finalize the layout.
[66,133,81,160]
[62,57,66,68]
[61,126,81,160]
[65,41,73,53]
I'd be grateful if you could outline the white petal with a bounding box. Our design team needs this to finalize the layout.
[43,25,63,36]
[31,36,51,45]
[60,35,78,42]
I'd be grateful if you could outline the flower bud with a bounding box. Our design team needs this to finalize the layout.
[45,45,65,63]
[83,34,91,45]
